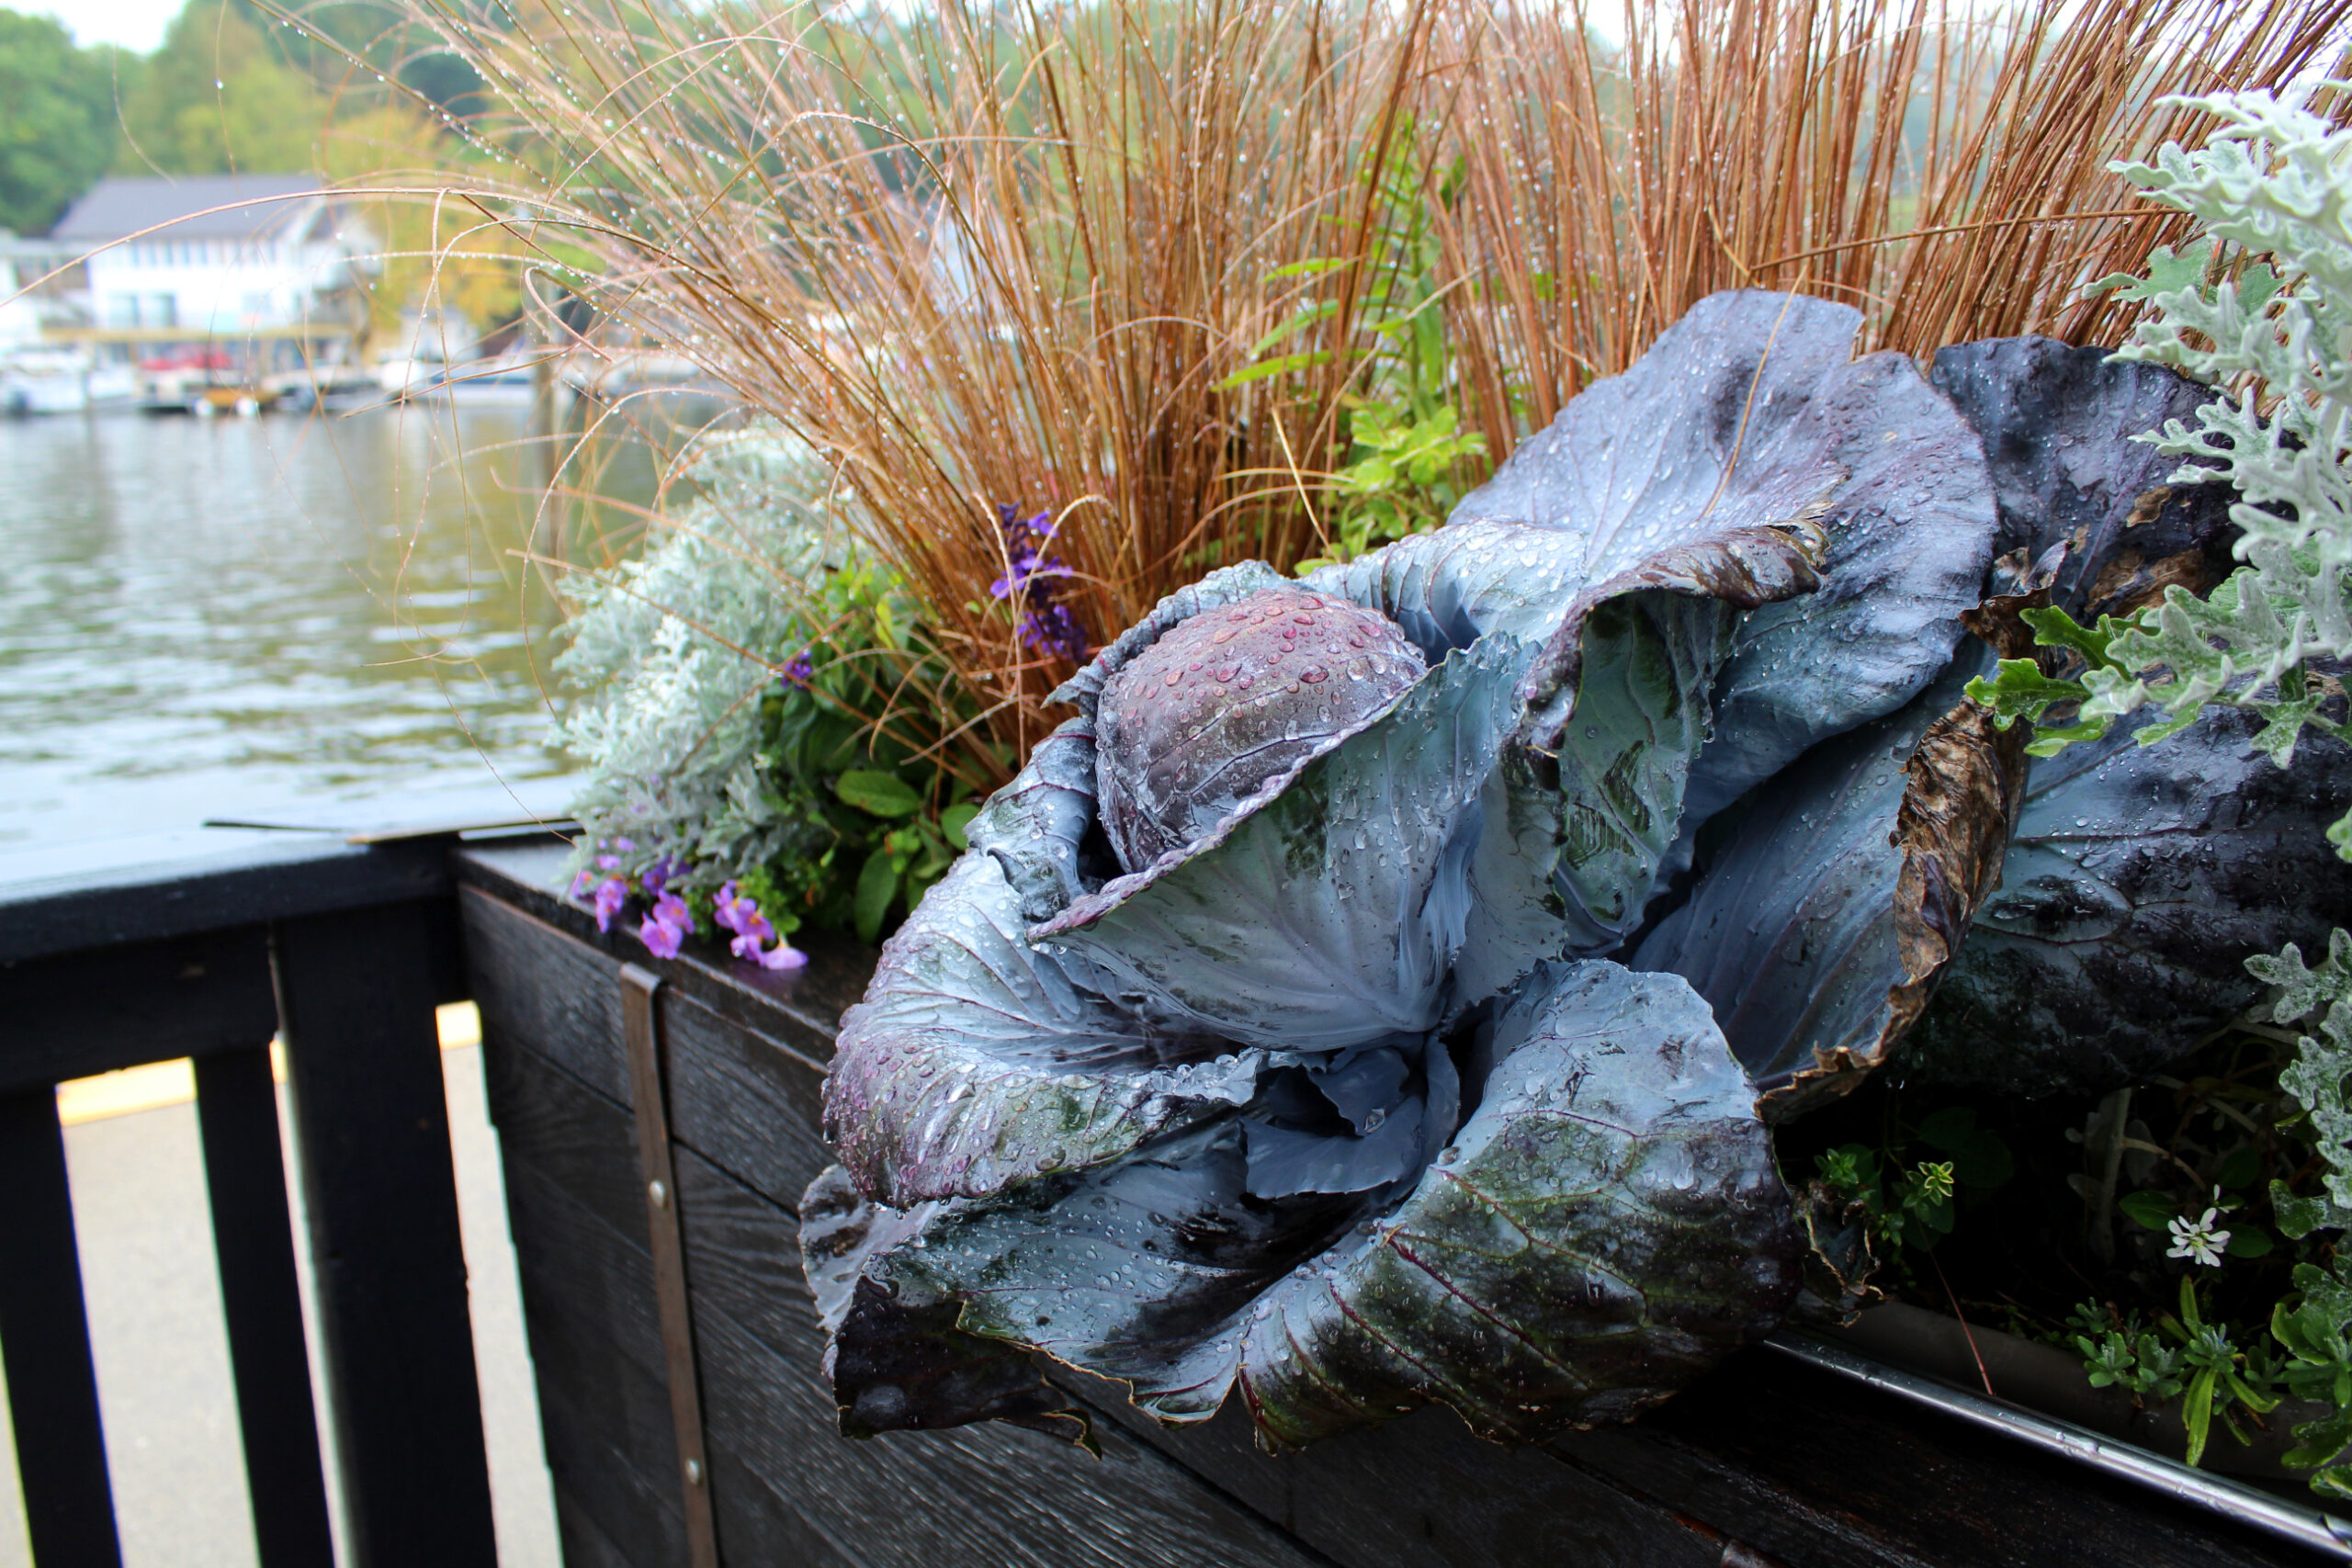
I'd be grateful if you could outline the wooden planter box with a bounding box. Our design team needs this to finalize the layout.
[455,840,2345,1568]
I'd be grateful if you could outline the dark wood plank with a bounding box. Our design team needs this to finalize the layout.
[496,1150,717,1568]
[193,1043,335,1568]
[492,1033,1328,1568]
[618,967,720,1568]
[660,987,832,1209]
[0,834,451,964]
[272,901,496,1568]
[673,1144,816,1330]
[687,1261,1334,1568]
[0,1086,122,1568]
[1064,1387,1721,1568]
[552,1487,640,1568]
[0,925,277,1092]
[482,1030,651,1258]
[463,865,2352,1568]
[658,1141,1334,1568]
[707,1439,865,1568]
[462,886,631,1107]
[1555,1350,2339,1568]
[526,1332,684,1568]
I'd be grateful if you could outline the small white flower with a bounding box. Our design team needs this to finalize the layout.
[2167,1207,2232,1268]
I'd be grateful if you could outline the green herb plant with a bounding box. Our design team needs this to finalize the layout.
[1813,1107,2015,1270]
[1222,118,1489,573]
[2072,1280,2283,1468]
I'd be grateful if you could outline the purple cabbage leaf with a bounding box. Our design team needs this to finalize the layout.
[1901,339,2352,1093]
[808,959,1796,1449]
[802,289,2040,1451]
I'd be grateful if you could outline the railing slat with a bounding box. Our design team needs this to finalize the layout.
[0,1086,123,1568]
[272,903,497,1568]
[193,1043,335,1568]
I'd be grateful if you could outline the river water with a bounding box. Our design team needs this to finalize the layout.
[0,404,661,860]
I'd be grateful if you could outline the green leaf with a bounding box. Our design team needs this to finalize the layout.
[1263,256,1354,279]
[2274,1181,2352,1241]
[940,802,979,851]
[1965,660,2091,731]
[1239,300,1340,360]
[2226,1227,2274,1258]
[2183,1367,2217,1467]
[2118,1190,2180,1230]
[837,770,924,818]
[853,850,899,943]
[1211,349,1334,390]
[2020,604,2128,672]
[2216,1145,2261,1191]
[2023,716,2119,756]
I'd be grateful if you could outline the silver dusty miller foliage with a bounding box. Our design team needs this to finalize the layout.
[553,424,848,884]
[2079,89,2352,847]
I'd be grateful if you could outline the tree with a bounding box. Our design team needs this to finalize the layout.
[0,9,120,234]
[114,1,327,175]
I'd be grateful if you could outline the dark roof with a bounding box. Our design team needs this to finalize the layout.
[51,175,327,243]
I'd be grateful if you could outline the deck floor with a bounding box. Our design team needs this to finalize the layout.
[0,1015,559,1568]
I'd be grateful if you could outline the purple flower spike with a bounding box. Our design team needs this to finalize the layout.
[990,503,1090,665]
[639,910,685,959]
[592,876,628,932]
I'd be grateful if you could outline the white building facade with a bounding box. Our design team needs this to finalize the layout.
[48,175,372,365]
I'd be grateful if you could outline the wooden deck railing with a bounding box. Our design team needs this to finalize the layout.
[0,832,509,1568]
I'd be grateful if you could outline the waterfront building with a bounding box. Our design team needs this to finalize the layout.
[43,175,375,374]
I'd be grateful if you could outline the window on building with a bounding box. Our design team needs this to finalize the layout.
[150,295,177,329]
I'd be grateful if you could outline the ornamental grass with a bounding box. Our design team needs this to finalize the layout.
[370,0,2343,791]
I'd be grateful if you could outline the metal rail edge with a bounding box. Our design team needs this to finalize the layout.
[1766,1331,2352,1560]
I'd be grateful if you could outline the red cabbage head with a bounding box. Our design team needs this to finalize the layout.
[1092,587,1423,873]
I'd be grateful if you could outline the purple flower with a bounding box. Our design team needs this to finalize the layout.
[613,838,636,852]
[711,880,801,968]
[639,909,685,958]
[637,891,695,960]
[639,856,683,899]
[570,870,595,899]
[592,876,628,932]
[595,853,621,871]
[989,503,1089,665]
[713,881,773,941]
[782,651,815,690]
